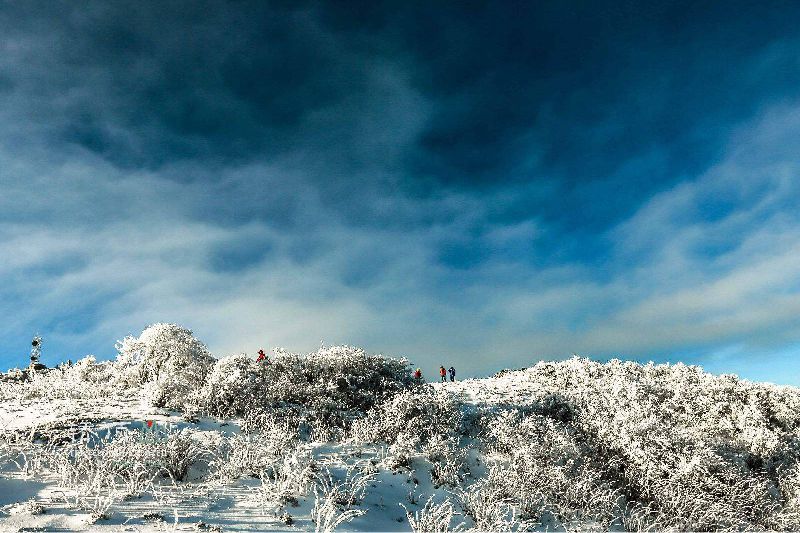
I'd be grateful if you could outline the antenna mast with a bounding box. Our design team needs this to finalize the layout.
[30,335,42,366]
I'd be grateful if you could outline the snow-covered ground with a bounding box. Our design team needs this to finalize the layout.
[0,394,469,532]
[4,326,800,532]
[434,372,548,409]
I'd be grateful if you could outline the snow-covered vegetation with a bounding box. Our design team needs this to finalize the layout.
[2,323,800,531]
[115,323,216,410]
[198,344,413,439]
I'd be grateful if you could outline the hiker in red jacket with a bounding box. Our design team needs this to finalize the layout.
[256,349,268,363]
[413,368,422,383]
[439,365,447,382]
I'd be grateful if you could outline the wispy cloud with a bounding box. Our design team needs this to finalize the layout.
[0,2,799,382]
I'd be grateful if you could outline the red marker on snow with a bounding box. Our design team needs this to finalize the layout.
[146,420,153,428]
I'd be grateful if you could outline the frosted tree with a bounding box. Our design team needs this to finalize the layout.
[116,323,215,408]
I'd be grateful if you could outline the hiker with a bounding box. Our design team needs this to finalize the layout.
[448,366,456,382]
[439,365,446,382]
[413,368,422,383]
[256,349,268,363]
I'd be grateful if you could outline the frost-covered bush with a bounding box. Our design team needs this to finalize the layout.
[311,489,365,532]
[310,464,373,532]
[34,424,177,519]
[403,497,464,533]
[211,425,299,481]
[200,345,414,433]
[486,408,624,528]
[0,430,13,467]
[425,433,468,487]
[315,463,377,508]
[1,324,214,406]
[351,386,461,446]
[208,428,315,513]
[351,386,465,477]
[455,476,518,531]
[257,448,318,509]
[40,426,212,496]
[268,344,414,413]
[18,425,211,520]
[199,353,270,419]
[115,323,215,409]
[9,499,46,516]
[0,356,121,401]
[240,406,307,434]
[473,357,800,530]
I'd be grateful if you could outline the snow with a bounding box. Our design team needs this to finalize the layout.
[0,395,452,531]
[0,476,47,506]
[0,380,474,532]
[3,337,800,531]
[0,396,153,432]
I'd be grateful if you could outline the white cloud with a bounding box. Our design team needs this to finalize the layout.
[1,68,800,381]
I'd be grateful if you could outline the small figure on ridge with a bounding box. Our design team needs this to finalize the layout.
[448,366,456,382]
[439,365,447,382]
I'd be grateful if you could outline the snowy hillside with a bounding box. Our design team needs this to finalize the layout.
[2,324,800,531]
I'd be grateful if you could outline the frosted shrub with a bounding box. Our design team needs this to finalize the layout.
[41,425,212,508]
[424,433,468,487]
[310,464,375,532]
[486,409,624,529]
[403,497,464,533]
[529,392,574,423]
[46,436,121,515]
[303,344,414,407]
[240,407,304,436]
[118,461,155,500]
[455,476,518,531]
[213,435,275,481]
[315,463,377,507]
[86,426,211,483]
[9,356,121,401]
[351,386,461,447]
[775,463,800,528]
[158,428,212,481]
[611,438,782,531]
[200,345,413,436]
[200,353,270,418]
[0,377,22,401]
[351,387,463,473]
[9,499,46,516]
[115,323,214,409]
[212,428,298,481]
[257,448,317,509]
[265,345,413,415]
[0,427,26,468]
[311,490,365,532]
[378,434,418,471]
[479,357,800,530]
[70,356,113,382]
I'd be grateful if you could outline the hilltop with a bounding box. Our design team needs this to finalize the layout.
[1,324,800,531]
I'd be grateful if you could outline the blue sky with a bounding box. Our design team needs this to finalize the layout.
[1,1,799,383]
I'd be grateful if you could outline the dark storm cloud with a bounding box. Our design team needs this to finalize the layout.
[0,2,356,161]
[4,0,800,232]
[396,0,800,232]
[1,1,800,381]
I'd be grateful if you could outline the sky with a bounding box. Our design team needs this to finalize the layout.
[1,1,800,383]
